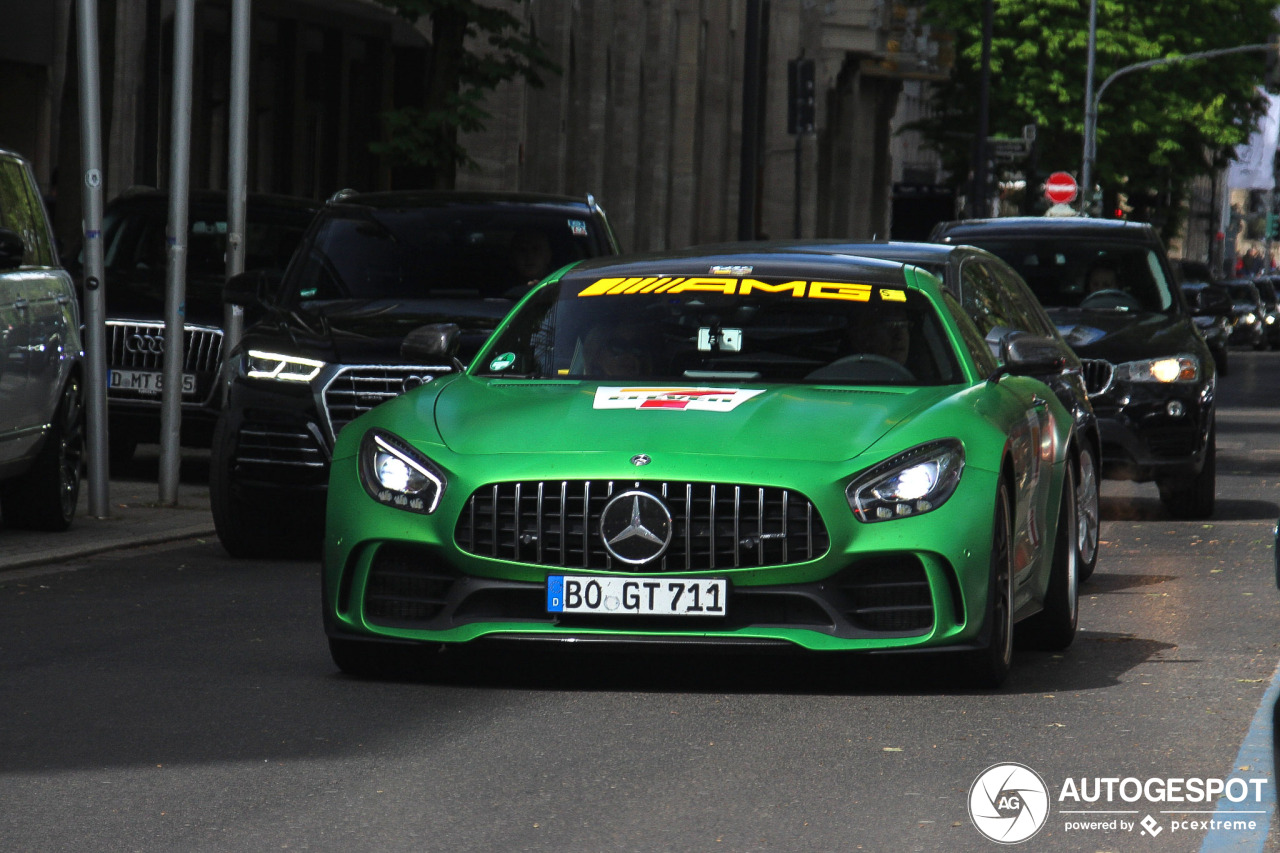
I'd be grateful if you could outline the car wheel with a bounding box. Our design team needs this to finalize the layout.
[0,377,84,531]
[1019,461,1079,650]
[968,483,1014,688]
[210,415,301,558]
[329,637,426,680]
[1157,424,1216,520]
[1075,445,1100,582]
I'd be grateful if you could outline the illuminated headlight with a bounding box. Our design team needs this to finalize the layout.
[359,429,446,514]
[1113,355,1199,383]
[1244,312,1258,325]
[1266,315,1276,325]
[245,349,325,382]
[846,439,964,523]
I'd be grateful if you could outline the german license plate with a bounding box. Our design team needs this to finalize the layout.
[547,576,727,617]
[108,369,197,395]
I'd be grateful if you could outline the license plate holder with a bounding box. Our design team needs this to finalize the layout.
[547,576,727,617]
[108,369,197,396]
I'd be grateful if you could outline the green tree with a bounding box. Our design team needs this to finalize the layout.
[917,0,1280,233]
[371,0,557,188]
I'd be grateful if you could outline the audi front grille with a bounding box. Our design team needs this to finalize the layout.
[455,480,830,572]
[106,320,223,403]
[1079,359,1114,397]
[322,365,453,441]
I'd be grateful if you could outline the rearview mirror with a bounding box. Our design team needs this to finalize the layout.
[402,323,461,360]
[1194,286,1233,317]
[988,333,1067,383]
[223,269,280,307]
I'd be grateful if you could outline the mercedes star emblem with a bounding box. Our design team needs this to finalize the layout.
[599,490,673,565]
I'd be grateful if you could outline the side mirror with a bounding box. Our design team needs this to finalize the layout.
[401,323,461,361]
[1195,287,1233,317]
[223,269,279,307]
[0,227,25,270]
[988,333,1067,382]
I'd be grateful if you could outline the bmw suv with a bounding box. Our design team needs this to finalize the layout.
[211,190,620,556]
[932,217,1216,519]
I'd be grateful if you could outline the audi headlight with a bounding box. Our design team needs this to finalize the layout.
[245,349,325,382]
[359,429,446,514]
[846,439,964,523]
[1112,354,1199,383]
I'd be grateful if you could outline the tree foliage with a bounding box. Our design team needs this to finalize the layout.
[917,0,1280,228]
[370,0,558,188]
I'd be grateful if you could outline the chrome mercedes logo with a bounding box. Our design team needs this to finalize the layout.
[630,454,651,467]
[599,490,673,565]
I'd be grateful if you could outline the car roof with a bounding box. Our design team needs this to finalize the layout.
[693,239,983,267]
[933,215,1160,242]
[323,189,602,215]
[559,247,916,288]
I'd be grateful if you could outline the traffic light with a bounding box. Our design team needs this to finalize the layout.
[787,58,816,135]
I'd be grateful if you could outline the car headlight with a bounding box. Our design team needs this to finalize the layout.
[846,439,964,523]
[245,349,325,382]
[359,429,446,514]
[1244,312,1258,325]
[1112,355,1199,383]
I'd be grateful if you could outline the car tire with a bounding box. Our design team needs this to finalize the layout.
[1075,445,1100,582]
[211,415,295,558]
[329,637,426,680]
[1214,346,1229,376]
[968,482,1014,688]
[0,377,84,531]
[1019,462,1079,651]
[1157,424,1216,520]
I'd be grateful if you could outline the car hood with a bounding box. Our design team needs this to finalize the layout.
[285,298,514,363]
[431,378,955,462]
[1048,308,1199,362]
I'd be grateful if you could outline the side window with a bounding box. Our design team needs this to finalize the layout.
[990,263,1057,338]
[958,259,1007,337]
[0,158,53,267]
[942,290,998,375]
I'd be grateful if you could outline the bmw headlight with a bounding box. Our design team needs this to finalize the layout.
[245,349,325,382]
[1112,354,1199,383]
[846,439,964,523]
[1244,312,1258,325]
[359,429,446,514]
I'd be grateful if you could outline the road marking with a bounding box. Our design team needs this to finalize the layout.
[1200,657,1280,852]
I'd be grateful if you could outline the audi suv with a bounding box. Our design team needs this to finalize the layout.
[67,188,317,466]
[210,190,620,556]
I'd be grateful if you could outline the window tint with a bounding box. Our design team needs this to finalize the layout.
[976,238,1175,313]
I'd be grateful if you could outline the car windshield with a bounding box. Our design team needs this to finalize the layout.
[283,207,605,304]
[475,274,964,386]
[972,239,1175,313]
[101,207,308,278]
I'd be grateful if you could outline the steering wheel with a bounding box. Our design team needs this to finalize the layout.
[806,353,916,383]
[1079,288,1141,311]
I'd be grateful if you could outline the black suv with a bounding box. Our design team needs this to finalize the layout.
[0,149,83,530]
[932,217,1216,519]
[211,190,620,556]
[66,189,317,465]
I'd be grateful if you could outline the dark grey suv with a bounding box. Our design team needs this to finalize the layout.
[0,149,83,530]
[933,217,1216,519]
[211,190,620,556]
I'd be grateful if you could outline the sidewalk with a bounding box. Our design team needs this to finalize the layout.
[0,477,215,572]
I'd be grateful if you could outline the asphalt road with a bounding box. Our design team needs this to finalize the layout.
[2,351,1278,853]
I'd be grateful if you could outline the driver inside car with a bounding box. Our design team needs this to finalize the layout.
[1085,257,1121,295]
[855,304,912,366]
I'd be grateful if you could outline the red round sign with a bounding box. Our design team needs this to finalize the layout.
[1044,171,1078,204]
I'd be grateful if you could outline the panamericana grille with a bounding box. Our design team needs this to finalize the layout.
[835,557,933,633]
[107,319,223,392]
[1079,358,1114,397]
[455,480,830,571]
[322,365,452,440]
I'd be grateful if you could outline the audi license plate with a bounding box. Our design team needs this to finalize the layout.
[108,369,197,395]
[547,576,727,617]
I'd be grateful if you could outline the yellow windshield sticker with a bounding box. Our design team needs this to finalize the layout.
[579,277,893,303]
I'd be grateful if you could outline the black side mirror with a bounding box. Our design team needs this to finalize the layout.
[1195,287,1233,317]
[401,323,461,361]
[223,269,279,307]
[0,227,26,270]
[988,333,1067,383]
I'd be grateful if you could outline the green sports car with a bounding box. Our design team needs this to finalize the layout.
[322,250,1087,686]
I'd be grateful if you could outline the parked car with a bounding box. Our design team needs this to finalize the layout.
[211,190,620,557]
[695,238,1102,580]
[1251,275,1280,348]
[322,248,1089,686]
[65,188,317,466]
[932,217,1217,519]
[1220,279,1267,350]
[0,148,83,530]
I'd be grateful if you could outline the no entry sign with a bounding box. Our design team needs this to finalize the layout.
[1045,172,1078,205]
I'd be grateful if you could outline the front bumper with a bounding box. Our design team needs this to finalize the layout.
[1089,379,1213,482]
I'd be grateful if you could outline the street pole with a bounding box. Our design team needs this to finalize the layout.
[225,0,250,352]
[737,0,763,240]
[159,0,195,504]
[1080,0,1098,215]
[75,0,109,517]
[971,0,993,218]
